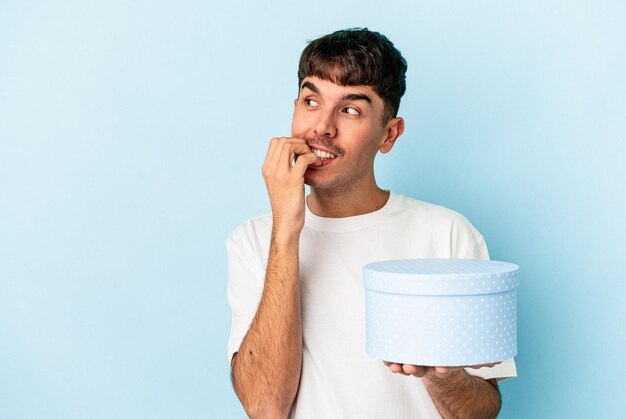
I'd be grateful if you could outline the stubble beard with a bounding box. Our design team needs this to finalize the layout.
[304,161,372,197]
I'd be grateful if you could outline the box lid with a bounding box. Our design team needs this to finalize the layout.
[363,258,519,296]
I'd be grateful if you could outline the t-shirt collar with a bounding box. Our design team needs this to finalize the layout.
[304,190,402,232]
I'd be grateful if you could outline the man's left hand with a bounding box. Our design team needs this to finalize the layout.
[383,361,502,378]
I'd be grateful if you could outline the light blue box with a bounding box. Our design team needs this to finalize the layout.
[363,259,520,367]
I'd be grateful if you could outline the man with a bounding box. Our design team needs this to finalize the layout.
[226,28,516,418]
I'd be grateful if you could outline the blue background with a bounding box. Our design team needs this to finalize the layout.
[1,1,624,418]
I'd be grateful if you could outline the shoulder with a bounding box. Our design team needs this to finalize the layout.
[394,192,474,228]
[226,213,273,251]
[392,192,488,258]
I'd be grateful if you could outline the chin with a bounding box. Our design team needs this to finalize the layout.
[304,174,345,192]
[304,172,332,189]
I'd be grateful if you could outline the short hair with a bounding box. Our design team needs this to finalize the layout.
[298,28,407,124]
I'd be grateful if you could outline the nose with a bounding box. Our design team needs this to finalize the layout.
[313,108,337,138]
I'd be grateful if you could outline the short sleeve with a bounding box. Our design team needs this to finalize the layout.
[464,358,517,382]
[451,213,490,261]
[226,225,266,363]
[463,229,489,261]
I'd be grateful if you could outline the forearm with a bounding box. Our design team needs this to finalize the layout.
[423,370,501,419]
[232,229,302,418]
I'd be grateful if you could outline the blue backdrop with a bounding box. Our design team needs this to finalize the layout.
[1,1,624,418]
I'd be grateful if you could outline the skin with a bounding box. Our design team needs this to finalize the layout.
[292,77,402,217]
[231,76,502,419]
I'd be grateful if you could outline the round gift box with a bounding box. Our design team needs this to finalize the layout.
[363,259,519,367]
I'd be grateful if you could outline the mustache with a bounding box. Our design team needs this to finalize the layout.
[303,136,345,156]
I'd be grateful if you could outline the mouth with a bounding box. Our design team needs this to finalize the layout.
[311,147,336,160]
[309,145,338,167]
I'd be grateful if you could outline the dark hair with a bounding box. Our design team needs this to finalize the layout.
[298,28,407,124]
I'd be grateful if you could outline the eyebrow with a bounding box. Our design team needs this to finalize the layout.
[301,81,320,94]
[341,93,372,104]
[301,81,372,105]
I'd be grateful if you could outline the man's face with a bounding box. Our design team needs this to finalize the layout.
[291,76,392,192]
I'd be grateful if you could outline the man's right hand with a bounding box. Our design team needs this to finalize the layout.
[261,137,321,237]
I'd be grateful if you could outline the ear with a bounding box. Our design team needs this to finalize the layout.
[378,117,405,154]
[294,98,298,107]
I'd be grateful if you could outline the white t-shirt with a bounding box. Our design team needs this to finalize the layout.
[226,191,517,419]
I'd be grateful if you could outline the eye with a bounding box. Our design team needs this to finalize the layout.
[343,107,360,116]
[304,98,319,107]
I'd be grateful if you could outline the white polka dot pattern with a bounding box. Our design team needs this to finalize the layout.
[363,259,519,366]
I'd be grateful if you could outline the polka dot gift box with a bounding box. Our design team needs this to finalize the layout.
[363,259,520,367]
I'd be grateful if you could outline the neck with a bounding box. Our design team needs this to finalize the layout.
[306,179,390,218]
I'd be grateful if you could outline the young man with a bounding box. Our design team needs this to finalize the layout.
[227,28,516,418]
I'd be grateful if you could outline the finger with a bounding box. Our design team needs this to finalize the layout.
[434,366,449,374]
[388,363,408,375]
[276,141,316,177]
[269,137,307,170]
[388,363,401,373]
[434,366,464,377]
[410,366,427,378]
[262,137,281,178]
[467,362,501,369]
[293,149,321,167]
[474,363,493,369]
[292,151,320,177]
[402,364,418,375]
[265,137,280,163]
[267,137,286,171]
[264,137,307,177]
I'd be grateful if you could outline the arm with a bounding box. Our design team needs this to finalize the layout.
[231,138,320,419]
[385,363,501,419]
[231,230,302,418]
[423,368,501,419]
